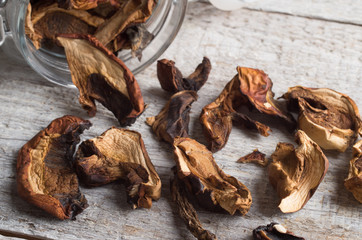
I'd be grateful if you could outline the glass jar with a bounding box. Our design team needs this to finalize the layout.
[0,0,187,87]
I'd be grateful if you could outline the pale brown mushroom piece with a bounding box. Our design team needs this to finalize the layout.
[17,115,91,220]
[200,67,294,152]
[57,34,145,126]
[74,128,161,209]
[253,222,305,240]
[25,2,105,49]
[173,137,252,215]
[146,90,198,143]
[344,140,362,203]
[282,86,362,152]
[170,168,217,240]
[237,149,268,167]
[268,130,329,213]
[157,57,212,93]
[94,0,157,46]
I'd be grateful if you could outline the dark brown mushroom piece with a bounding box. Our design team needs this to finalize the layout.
[173,137,252,215]
[171,168,217,240]
[157,57,212,93]
[94,0,157,46]
[200,67,294,152]
[282,86,362,152]
[237,149,268,167]
[344,140,362,203]
[111,25,154,60]
[146,90,198,143]
[268,130,329,213]
[74,128,161,209]
[253,222,305,240]
[57,34,145,126]
[25,2,105,49]
[17,115,91,220]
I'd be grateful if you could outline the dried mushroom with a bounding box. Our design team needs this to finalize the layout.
[74,128,161,209]
[200,67,294,152]
[146,90,198,143]
[94,0,157,46]
[344,140,362,203]
[157,57,212,93]
[253,222,305,240]
[237,149,268,167]
[268,130,329,213]
[171,169,217,240]
[17,115,91,220]
[112,25,154,60]
[282,86,362,152]
[173,137,252,215]
[26,3,105,49]
[57,34,145,126]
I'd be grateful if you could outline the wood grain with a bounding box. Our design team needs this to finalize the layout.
[0,2,361,239]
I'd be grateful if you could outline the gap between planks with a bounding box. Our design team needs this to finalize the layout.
[0,229,52,240]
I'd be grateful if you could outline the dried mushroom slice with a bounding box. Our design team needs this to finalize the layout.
[94,0,157,46]
[238,67,293,123]
[157,57,212,93]
[112,25,154,60]
[200,67,281,152]
[282,86,362,152]
[237,149,268,167]
[253,222,305,240]
[173,137,252,215]
[57,34,145,126]
[171,169,217,240]
[268,130,329,213]
[344,140,362,203]
[75,128,161,209]
[17,115,91,220]
[26,3,105,49]
[146,90,198,143]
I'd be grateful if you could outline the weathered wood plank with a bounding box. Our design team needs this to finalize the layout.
[0,2,361,239]
[243,0,362,26]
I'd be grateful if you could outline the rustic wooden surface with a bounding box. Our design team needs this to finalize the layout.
[0,1,361,239]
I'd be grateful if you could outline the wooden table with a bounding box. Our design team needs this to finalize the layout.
[0,1,361,239]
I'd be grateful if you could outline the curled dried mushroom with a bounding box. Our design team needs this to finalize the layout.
[75,127,161,209]
[282,86,362,152]
[344,140,362,203]
[17,115,91,220]
[146,90,198,143]
[237,149,268,167]
[173,137,252,215]
[253,222,305,240]
[157,57,212,93]
[171,168,217,240]
[57,34,145,126]
[94,0,157,46]
[268,130,329,213]
[200,67,294,152]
